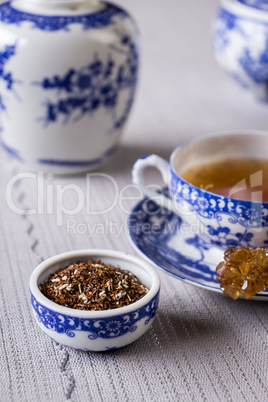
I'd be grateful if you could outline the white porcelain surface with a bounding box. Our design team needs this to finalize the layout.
[132,130,268,249]
[128,190,268,301]
[0,0,139,173]
[29,249,160,351]
[213,0,268,101]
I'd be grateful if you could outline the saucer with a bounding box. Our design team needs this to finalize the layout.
[127,190,268,301]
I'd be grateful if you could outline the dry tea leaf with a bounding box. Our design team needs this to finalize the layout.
[216,246,268,299]
[39,259,149,311]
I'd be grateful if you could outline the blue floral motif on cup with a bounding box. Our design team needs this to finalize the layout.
[31,292,159,339]
[35,34,138,130]
[170,169,268,248]
[0,1,128,31]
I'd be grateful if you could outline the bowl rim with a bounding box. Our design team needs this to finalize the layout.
[29,249,160,318]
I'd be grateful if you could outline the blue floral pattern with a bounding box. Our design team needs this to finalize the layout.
[213,7,268,100]
[0,42,23,160]
[31,292,159,339]
[128,191,268,299]
[170,168,268,248]
[36,34,138,130]
[128,194,218,284]
[0,1,127,31]
[237,0,268,11]
[0,139,22,161]
[0,1,138,169]
[0,43,17,112]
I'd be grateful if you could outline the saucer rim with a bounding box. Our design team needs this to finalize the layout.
[127,193,268,302]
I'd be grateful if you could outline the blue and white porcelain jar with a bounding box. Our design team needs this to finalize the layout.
[213,0,268,101]
[0,0,139,173]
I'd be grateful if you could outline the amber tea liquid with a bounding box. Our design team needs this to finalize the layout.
[180,158,268,202]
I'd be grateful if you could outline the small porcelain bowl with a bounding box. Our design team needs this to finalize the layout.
[29,249,160,351]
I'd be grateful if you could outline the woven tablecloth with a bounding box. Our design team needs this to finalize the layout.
[1,0,268,401]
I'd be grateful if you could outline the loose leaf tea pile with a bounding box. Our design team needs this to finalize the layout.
[216,246,268,300]
[39,260,149,310]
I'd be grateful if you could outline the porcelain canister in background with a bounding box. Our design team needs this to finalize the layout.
[0,0,139,173]
[213,0,268,101]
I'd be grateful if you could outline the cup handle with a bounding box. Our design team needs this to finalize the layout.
[132,154,177,212]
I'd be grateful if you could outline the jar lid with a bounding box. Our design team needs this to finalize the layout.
[221,0,268,22]
[237,0,268,11]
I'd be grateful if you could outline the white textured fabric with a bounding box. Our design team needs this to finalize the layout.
[1,0,268,401]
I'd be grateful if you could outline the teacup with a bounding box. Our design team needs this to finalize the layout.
[132,130,268,250]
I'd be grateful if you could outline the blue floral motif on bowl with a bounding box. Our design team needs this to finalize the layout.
[31,291,159,339]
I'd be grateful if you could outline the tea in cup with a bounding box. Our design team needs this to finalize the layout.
[132,131,268,249]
